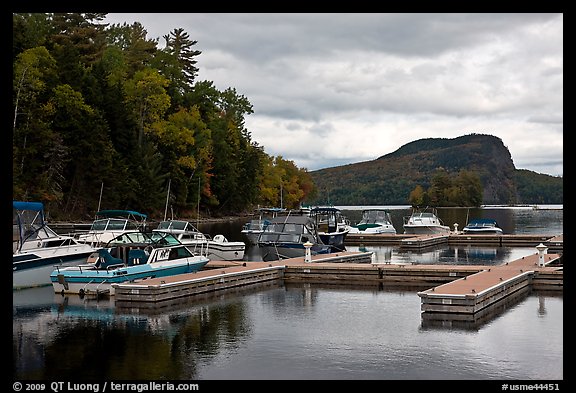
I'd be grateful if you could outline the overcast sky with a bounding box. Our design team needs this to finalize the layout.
[104,13,563,177]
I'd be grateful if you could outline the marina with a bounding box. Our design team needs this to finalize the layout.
[13,206,563,380]
[113,246,562,325]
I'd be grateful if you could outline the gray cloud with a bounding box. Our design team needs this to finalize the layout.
[104,13,563,176]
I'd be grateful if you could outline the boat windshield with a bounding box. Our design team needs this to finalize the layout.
[467,219,498,227]
[259,233,301,243]
[107,231,181,246]
[157,220,193,231]
[360,210,389,224]
[90,219,108,230]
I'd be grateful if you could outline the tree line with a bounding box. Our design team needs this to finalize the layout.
[13,13,317,221]
[407,168,483,207]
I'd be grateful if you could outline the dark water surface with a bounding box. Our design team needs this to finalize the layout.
[13,206,563,381]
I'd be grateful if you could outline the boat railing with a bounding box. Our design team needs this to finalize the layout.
[52,263,96,274]
[184,241,210,257]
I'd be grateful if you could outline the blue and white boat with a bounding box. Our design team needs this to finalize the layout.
[13,201,99,290]
[50,231,209,296]
[462,218,504,235]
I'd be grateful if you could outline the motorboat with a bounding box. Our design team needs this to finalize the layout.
[50,231,209,296]
[462,218,503,235]
[257,215,332,261]
[241,207,286,244]
[403,207,450,234]
[13,201,99,290]
[153,219,245,261]
[309,206,351,251]
[75,209,148,247]
[348,209,396,234]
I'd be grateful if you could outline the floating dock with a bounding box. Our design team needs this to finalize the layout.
[114,249,561,300]
[114,251,374,303]
[346,232,563,252]
[417,252,562,320]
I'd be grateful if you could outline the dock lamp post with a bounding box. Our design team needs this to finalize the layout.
[536,243,548,267]
[304,241,313,263]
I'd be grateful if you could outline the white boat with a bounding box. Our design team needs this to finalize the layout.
[257,215,332,261]
[50,231,209,296]
[348,209,397,234]
[462,218,503,235]
[309,206,351,251]
[13,201,99,290]
[153,219,245,261]
[241,207,286,244]
[403,207,450,234]
[75,209,148,247]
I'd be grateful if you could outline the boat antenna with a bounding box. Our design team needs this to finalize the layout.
[197,176,201,229]
[164,178,171,221]
[97,181,104,218]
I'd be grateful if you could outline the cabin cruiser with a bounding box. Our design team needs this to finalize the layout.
[257,215,332,261]
[309,206,351,251]
[403,207,450,234]
[348,209,396,234]
[50,231,209,297]
[153,219,245,261]
[13,201,99,289]
[462,218,503,235]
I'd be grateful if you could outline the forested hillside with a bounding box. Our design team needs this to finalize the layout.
[305,134,563,206]
[13,13,315,220]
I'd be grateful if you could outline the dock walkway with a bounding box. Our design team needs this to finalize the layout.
[418,252,562,316]
[114,249,561,305]
[345,232,563,252]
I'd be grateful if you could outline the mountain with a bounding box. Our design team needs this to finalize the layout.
[305,133,562,206]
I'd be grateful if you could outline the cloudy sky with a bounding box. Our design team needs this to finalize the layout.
[104,13,563,177]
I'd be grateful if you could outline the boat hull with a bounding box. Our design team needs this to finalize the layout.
[348,225,396,234]
[13,249,97,290]
[318,231,348,251]
[462,228,503,235]
[179,240,245,261]
[50,258,208,296]
[403,225,450,235]
[258,243,331,261]
[206,243,245,261]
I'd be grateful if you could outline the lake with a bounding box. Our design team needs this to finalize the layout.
[13,206,563,381]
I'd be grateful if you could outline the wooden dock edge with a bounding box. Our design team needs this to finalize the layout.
[114,266,284,303]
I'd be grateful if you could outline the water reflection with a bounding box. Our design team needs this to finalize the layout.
[13,280,563,380]
[14,285,259,380]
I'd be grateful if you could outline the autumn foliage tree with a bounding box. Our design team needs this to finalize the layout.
[12,13,317,219]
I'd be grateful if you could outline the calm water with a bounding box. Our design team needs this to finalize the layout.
[13,206,563,381]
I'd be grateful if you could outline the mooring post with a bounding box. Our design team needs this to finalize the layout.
[536,243,548,267]
[304,241,313,263]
